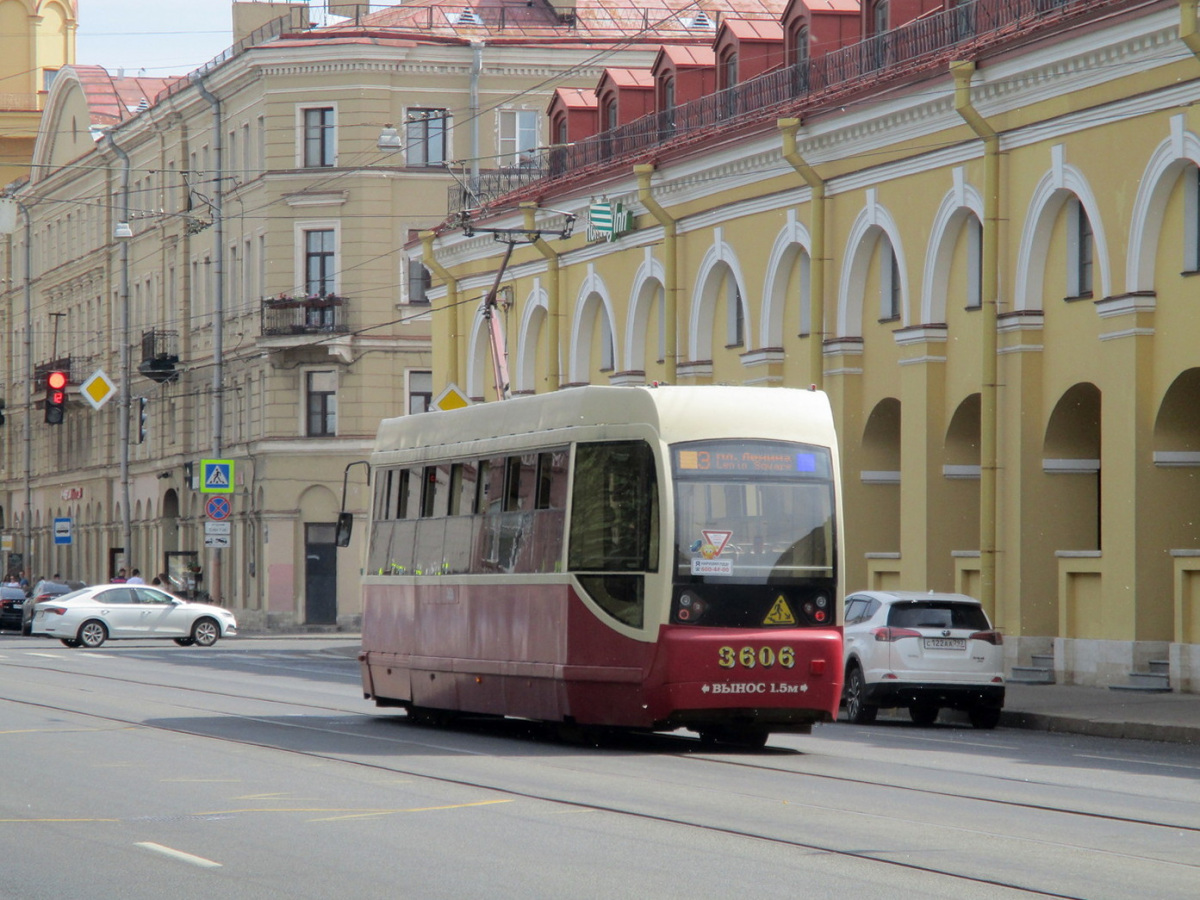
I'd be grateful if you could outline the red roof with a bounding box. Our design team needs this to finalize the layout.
[553,87,599,109]
[321,0,790,41]
[655,44,717,67]
[68,66,182,128]
[600,67,656,89]
[720,19,785,40]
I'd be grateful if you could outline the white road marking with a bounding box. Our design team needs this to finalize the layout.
[135,842,222,868]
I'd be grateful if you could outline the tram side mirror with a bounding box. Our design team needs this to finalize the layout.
[335,512,353,548]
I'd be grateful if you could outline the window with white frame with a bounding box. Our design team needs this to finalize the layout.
[1185,166,1200,273]
[408,370,433,415]
[304,228,336,296]
[880,237,901,320]
[301,107,335,168]
[406,256,431,305]
[407,109,447,167]
[1067,196,1093,298]
[306,370,337,436]
[966,214,983,309]
[498,109,539,167]
[726,278,744,347]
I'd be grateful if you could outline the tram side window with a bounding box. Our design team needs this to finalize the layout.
[535,451,568,510]
[569,441,659,572]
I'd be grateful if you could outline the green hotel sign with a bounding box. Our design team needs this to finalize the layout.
[587,200,634,243]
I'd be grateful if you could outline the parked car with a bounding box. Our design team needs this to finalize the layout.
[841,590,1005,729]
[0,585,25,631]
[31,584,237,649]
[21,581,75,635]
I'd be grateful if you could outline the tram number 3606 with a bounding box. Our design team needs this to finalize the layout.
[718,645,796,669]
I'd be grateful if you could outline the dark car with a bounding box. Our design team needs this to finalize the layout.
[22,581,74,635]
[0,586,25,631]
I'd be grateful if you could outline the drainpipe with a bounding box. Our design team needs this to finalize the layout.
[952,59,1000,619]
[779,118,826,390]
[634,165,677,383]
[522,202,563,390]
[470,41,483,203]
[194,75,224,604]
[420,231,460,389]
[1182,0,1200,57]
[18,200,32,579]
[105,133,134,576]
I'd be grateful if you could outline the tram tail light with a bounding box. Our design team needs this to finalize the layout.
[809,659,826,676]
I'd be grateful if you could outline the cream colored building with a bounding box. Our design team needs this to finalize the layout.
[421,0,1200,689]
[0,0,725,628]
[0,0,75,185]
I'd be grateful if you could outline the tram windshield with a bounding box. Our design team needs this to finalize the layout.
[672,440,835,584]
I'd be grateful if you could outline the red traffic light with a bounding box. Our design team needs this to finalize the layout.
[47,371,67,390]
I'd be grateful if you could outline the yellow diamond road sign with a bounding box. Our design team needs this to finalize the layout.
[80,369,116,410]
[434,383,470,412]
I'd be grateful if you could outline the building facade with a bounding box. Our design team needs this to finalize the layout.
[419,0,1200,689]
[0,0,76,185]
[0,0,731,628]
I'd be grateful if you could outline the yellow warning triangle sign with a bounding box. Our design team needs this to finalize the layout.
[763,595,797,626]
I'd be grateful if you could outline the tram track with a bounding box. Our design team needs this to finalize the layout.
[3,649,1198,899]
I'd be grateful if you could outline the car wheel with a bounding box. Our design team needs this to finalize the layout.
[191,618,220,647]
[909,704,939,726]
[174,637,196,647]
[969,706,1002,730]
[844,666,878,724]
[78,620,107,649]
[60,638,81,648]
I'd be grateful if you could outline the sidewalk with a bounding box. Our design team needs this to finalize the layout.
[999,682,1200,745]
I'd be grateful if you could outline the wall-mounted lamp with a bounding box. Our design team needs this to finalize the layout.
[113,222,133,240]
[377,125,402,151]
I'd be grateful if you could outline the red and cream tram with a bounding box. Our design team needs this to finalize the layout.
[356,385,843,746]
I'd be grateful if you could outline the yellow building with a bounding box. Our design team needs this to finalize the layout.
[422,0,1200,690]
[0,0,76,184]
[0,0,723,628]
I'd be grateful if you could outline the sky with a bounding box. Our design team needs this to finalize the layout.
[76,0,240,76]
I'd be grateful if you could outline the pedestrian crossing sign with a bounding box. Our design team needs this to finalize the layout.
[200,459,235,493]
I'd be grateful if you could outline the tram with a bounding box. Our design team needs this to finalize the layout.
[355,385,843,746]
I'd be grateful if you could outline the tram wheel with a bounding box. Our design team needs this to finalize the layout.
[697,726,770,750]
[406,705,454,727]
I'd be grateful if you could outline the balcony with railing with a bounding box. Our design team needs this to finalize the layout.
[258,293,353,361]
[139,330,180,384]
[448,0,1111,215]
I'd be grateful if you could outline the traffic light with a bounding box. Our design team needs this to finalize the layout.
[138,397,147,443]
[44,371,67,425]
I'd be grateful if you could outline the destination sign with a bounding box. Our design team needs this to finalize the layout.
[673,441,826,478]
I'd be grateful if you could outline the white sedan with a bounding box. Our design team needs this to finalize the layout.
[31,585,237,649]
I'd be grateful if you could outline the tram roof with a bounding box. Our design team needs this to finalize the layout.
[372,385,837,464]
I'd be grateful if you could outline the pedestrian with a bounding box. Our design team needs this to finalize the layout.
[126,569,145,585]
[111,567,127,583]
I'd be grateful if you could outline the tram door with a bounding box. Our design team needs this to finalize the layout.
[304,523,338,625]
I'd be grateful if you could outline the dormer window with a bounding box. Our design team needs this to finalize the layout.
[688,10,713,29]
[449,7,482,25]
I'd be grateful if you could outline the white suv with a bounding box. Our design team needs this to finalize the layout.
[842,591,1005,729]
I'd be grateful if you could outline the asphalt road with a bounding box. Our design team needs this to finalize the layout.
[1,635,1197,899]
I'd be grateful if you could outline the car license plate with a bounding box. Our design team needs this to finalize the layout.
[924,637,966,650]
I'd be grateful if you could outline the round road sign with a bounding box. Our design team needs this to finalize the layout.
[206,495,231,521]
